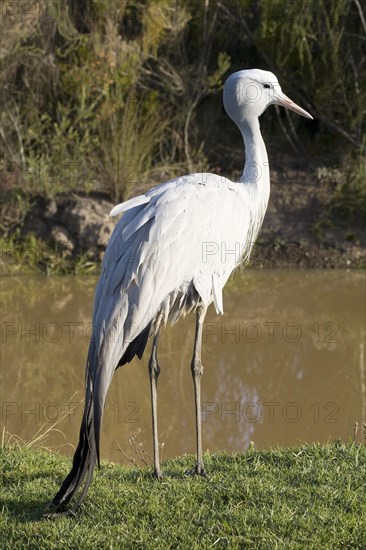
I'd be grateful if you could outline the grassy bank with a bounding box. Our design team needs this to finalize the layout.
[0,233,100,276]
[1,443,365,548]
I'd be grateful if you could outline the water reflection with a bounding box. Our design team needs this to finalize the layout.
[1,271,365,465]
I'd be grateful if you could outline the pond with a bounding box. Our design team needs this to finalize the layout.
[1,270,365,466]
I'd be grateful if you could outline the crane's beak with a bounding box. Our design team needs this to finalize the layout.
[275,93,313,119]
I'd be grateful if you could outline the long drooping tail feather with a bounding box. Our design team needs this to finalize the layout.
[44,319,154,517]
[44,367,97,517]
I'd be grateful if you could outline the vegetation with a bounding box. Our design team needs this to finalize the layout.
[0,0,365,274]
[1,442,365,548]
[0,231,100,275]
[1,1,365,210]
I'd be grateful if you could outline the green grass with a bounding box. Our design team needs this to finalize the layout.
[1,443,365,549]
[0,234,100,276]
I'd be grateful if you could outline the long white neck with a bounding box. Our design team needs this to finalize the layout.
[239,116,270,208]
[235,115,271,258]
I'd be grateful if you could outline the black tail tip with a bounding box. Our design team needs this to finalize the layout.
[43,501,77,519]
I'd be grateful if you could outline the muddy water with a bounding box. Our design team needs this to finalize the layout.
[1,271,365,466]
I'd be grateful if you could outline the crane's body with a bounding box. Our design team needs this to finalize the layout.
[45,68,312,516]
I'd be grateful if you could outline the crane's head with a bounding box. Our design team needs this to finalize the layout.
[223,68,313,124]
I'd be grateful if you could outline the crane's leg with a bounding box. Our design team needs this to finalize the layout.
[149,329,161,478]
[188,303,208,476]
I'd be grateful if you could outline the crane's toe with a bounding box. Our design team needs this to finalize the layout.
[184,463,207,477]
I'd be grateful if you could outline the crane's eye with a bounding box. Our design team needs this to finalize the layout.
[263,83,271,89]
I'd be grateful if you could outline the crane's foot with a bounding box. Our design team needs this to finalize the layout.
[153,468,162,479]
[184,463,207,477]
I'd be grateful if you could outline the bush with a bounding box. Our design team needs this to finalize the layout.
[0,0,365,223]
